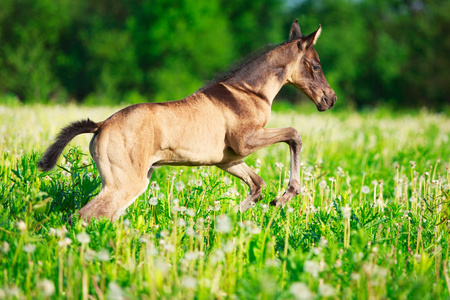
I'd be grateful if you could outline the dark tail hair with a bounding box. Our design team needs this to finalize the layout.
[38,119,101,171]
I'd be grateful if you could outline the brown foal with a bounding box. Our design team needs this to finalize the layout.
[38,20,337,221]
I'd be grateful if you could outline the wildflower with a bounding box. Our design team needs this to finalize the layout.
[148,197,158,206]
[318,180,327,189]
[17,220,27,232]
[210,249,225,265]
[223,176,231,185]
[287,206,294,213]
[329,177,336,183]
[58,237,72,247]
[413,253,421,263]
[155,259,170,274]
[318,284,335,298]
[182,276,197,289]
[97,249,110,261]
[178,218,187,227]
[410,161,416,169]
[85,249,97,261]
[303,260,320,278]
[275,162,284,169]
[223,240,235,253]
[107,282,124,300]
[361,185,370,194]
[38,279,55,297]
[185,251,199,261]
[342,205,351,218]
[175,181,185,191]
[186,208,196,217]
[215,215,232,234]
[150,181,160,191]
[76,232,90,244]
[1,241,10,253]
[23,243,36,253]
[195,180,203,187]
[319,236,328,248]
[255,158,262,168]
[261,203,269,213]
[185,226,195,237]
[290,282,314,300]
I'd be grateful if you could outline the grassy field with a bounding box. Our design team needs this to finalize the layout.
[1,103,450,299]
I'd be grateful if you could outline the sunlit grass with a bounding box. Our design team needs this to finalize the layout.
[1,103,450,298]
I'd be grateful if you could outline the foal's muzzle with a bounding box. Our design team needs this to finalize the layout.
[317,93,337,111]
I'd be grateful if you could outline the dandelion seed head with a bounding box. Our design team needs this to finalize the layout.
[2,241,10,253]
[148,197,158,206]
[175,181,185,191]
[97,249,110,261]
[182,276,197,289]
[342,205,351,218]
[107,282,124,300]
[23,243,36,253]
[215,215,232,234]
[290,282,314,300]
[318,284,335,298]
[85,249,97,261]
[186,208,196,217]
[303,260,320,278]
[319,180,327,189]
[38,279,55,297]
[361,185,370,194]
[17,220,27,232]
[76,232,90,244]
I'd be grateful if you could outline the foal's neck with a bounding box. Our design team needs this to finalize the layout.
[225,45,295,105]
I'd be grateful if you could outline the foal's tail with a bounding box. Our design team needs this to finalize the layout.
[38,119,102,171]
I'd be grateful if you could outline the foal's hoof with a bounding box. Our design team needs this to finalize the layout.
[270,196,286,208]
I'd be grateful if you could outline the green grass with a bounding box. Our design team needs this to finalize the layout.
[1,103,450,299]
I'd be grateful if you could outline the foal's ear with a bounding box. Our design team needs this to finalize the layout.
[289,19,302,41]
[300,24,322,49]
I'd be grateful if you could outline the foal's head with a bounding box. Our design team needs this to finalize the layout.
[286,20,337,111]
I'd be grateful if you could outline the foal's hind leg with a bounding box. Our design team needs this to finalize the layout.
[77,134,154,222]
[217,161,265,212]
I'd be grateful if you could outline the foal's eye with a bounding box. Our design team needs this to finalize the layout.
[313,65,321,71]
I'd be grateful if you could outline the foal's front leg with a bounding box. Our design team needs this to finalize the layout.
[217,160,265,212]
[230,127,302,207]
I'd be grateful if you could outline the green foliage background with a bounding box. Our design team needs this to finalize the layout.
[0,0,449,109]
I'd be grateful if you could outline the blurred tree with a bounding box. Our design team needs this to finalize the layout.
[0,0,71,101]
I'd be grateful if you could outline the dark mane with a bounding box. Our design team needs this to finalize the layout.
[199,40,296,91]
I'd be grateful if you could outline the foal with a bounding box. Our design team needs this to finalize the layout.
[39,20,337,221]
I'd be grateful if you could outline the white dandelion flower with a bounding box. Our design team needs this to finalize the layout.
[182,276,197,289]
[318,180,327,189]
[1,241,10,253]
[85,249,97,261]
[76,232,90,244]
[107,282,124,300]
[361,185,370,194]
[342,205,351,219]
[290,282,314,300]
[58,237,72,247]
[175,181,185,191]
[303,260,320,278]
[97,249,110,261]
[318,284,335,298]
[148,197,158,206]
[223,176,231,185]
[275,162,284,169]
[38,279,55,297]
[186,208,196,217]
[17,220,27,232]
[23,243,36,253]
[150,181,160,191]
[215,215,232,234]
